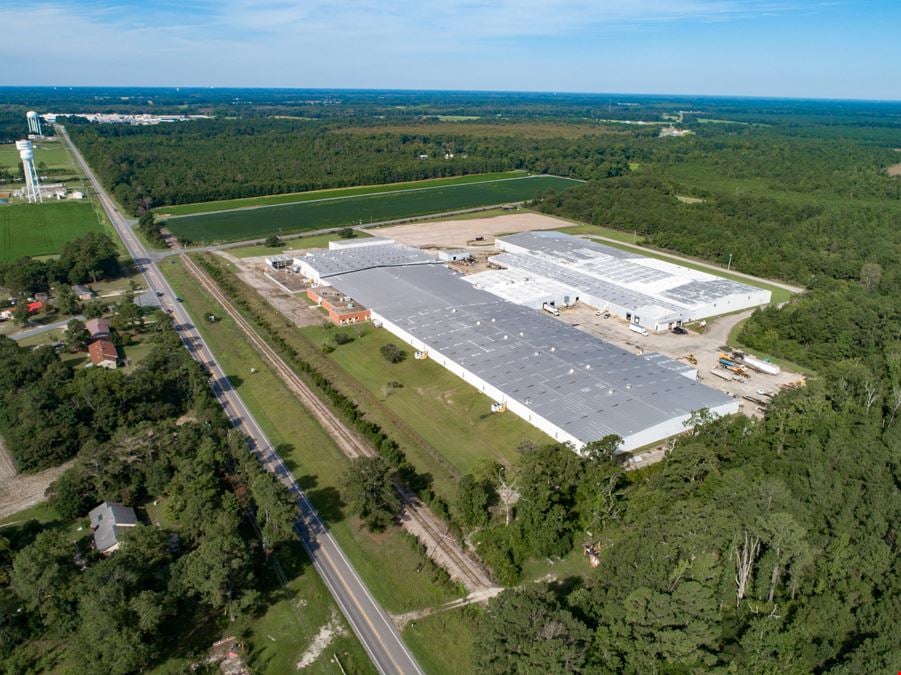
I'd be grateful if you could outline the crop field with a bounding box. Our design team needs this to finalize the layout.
[156,171,528,216]
[0,201,105,259]
[165,174,581,243]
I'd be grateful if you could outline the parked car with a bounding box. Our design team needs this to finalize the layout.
[672,326,688,335]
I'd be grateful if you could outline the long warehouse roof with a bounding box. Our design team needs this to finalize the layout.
[497,231,765,309]
[295,243,438,278]
[325,261,735,445]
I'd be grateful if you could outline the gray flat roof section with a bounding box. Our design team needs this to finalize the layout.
[492,252,683,317]
[296,243,438,278]
[503,230,643,260]
[326,263,735,445]
[499,231,763,305]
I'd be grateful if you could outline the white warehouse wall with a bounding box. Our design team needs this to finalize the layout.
[368,309,735,453]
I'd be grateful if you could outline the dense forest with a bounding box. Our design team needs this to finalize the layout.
[470,368,900,671]
[66,118,639,212]
[0,321,299,673]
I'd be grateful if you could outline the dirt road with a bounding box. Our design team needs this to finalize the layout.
[374,212,563,249]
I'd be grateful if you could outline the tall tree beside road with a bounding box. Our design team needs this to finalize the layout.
[342,457,401,532]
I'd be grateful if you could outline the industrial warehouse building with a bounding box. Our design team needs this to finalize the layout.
[296,241,739,452]
[467,231,770,332]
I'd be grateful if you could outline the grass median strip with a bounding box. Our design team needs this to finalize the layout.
[161,257,460,613]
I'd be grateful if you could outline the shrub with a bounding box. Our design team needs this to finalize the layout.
[334,332,353,345]
[379,343,406,364]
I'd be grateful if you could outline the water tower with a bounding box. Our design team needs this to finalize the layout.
[26,111,42,136]
[16,140,42,203]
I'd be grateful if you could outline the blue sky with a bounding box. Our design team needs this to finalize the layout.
[1,0,898,100]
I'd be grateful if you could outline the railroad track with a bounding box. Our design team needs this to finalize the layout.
[182,255,492,591]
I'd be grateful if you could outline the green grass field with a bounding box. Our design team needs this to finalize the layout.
[162,258,461,614]
[164,175,581,243]
[0,201,106,259]
[0,140,75,171]
[304,323,550,497]
[157,171,528,216]
[227,230,372,258]
[403,605,480,675]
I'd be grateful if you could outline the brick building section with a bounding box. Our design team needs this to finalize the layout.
[307,287,371,326]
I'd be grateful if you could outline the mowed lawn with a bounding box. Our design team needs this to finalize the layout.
[304,324,551,482]
[0,140,75,171]
[0,202,105,259]
[164,175,581,243]
[227,230,372,258]
[156,171,528,216]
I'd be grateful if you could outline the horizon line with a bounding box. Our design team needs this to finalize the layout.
[1,85,899,105]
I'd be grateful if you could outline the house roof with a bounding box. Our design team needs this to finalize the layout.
[88,502,138,552]
[72,284,94,296]
[85,317,111,336]
[88,339,118,364]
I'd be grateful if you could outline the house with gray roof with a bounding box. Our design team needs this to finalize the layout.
[89,502,139,555]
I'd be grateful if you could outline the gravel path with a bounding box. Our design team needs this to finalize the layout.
[0,435,73,520]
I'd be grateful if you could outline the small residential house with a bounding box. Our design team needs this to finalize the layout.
[26,301,43,314]
[85,317,111,338]
[88,339,118,369]
[89,502,139,555]
[72,284,95,301]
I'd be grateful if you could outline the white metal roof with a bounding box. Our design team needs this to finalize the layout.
[495,231,769,318]
[323,259,736,446]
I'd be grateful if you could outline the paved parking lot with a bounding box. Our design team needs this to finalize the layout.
[554,304,805,418]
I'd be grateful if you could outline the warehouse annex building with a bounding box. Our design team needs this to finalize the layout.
[295,240,739,452]
[465,231,770,332]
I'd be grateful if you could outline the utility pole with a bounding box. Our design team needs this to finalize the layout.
[727,253,733,271]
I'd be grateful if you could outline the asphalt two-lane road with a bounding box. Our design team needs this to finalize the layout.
[58,125,424,675]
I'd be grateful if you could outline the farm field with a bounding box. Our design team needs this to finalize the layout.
[164,175,581,243]
[156,171,528,216]
[0,201,106,259]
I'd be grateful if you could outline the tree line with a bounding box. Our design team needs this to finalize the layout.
[471,361,899,671]
[0,318,299,673]
[0,231,122,296]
